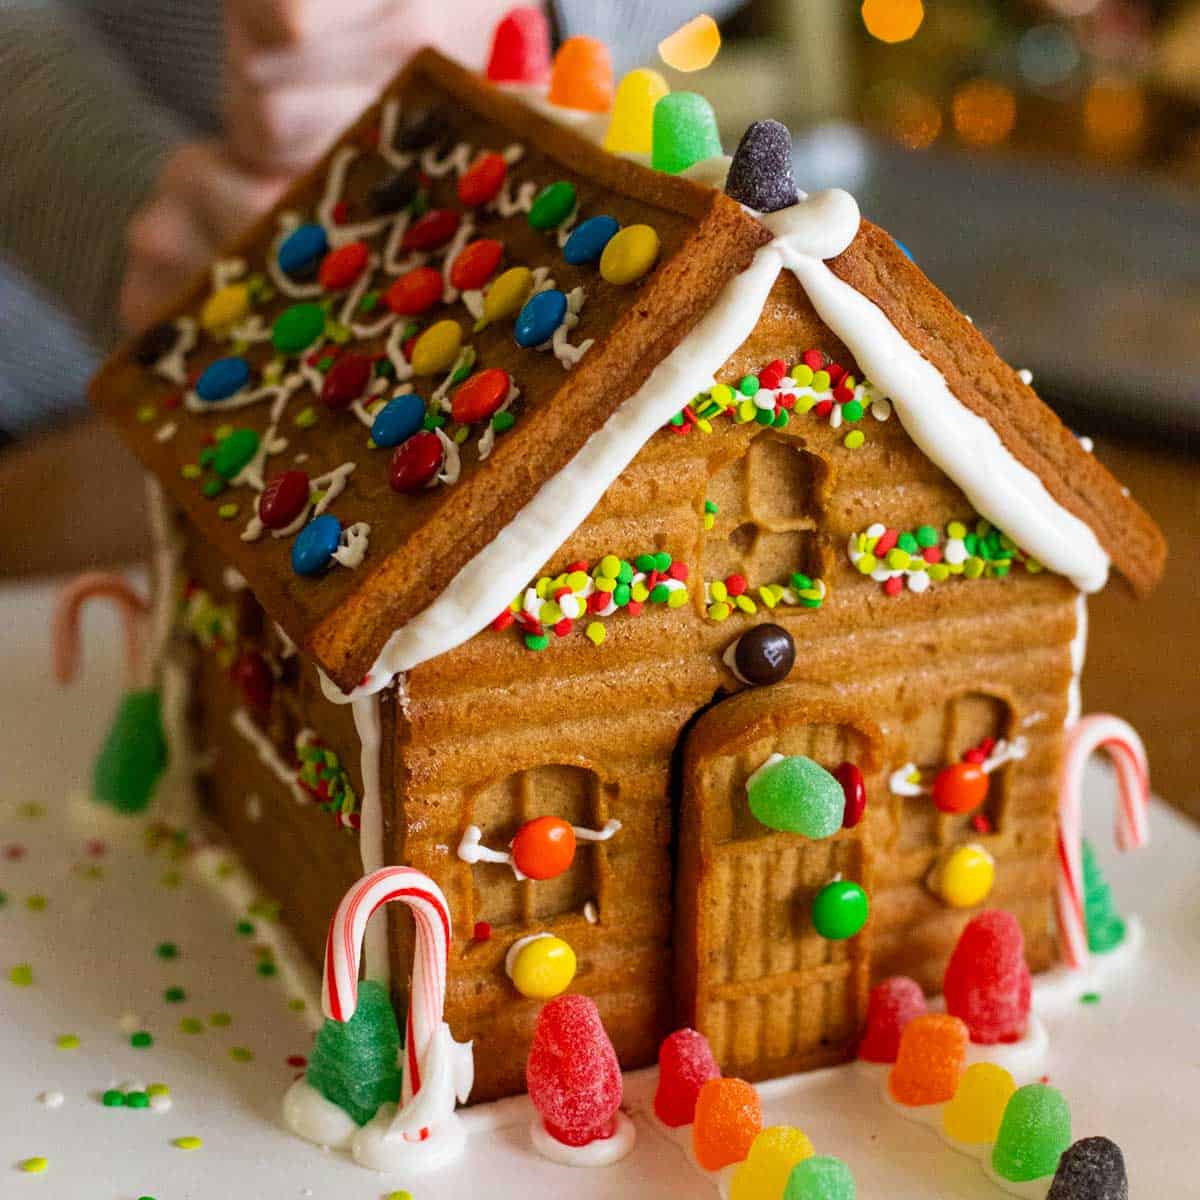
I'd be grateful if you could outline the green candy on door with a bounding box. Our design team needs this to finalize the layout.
[746,754,844,838]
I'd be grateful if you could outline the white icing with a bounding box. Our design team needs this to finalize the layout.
[504,932,553,977]
[332,522,371,569]
[1067,593,1088,728]
[222,567,248,591]
[529,1111,637,1167]
[350,694,388,982]
[282,1078,358,1150]
[151,317,196,385]
[231,708,309,806]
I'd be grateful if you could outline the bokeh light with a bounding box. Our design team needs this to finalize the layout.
[1084,77,1147,154]
[890,87,943,150]
[1018,24,1081,89]
[952,79,1017,148]
[862,0,925,46]
[1043,0,1102,15]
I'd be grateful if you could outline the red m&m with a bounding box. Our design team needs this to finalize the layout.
[451,368,510,424]
[932,761,989,814]
[835,761,867,828]
[449,239,504,292]
[511,816,576,880]
[320,353,372,409]
[458,152,507,207]
[317,241,369,291]
[385,267,443,316]
[258,470,310,530]
[231,651,273,711]
[389,430,443,493]
[402,208,460,252]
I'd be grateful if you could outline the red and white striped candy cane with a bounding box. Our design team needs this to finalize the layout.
[1056,714,1150,969]
[323,867,452,1119]
[53,572,151,689]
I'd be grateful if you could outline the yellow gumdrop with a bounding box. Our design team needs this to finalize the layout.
[599,224,660,285]
[730,1126,815,1200]
[201,283,250,332]
[942,1062,1015,1145]
[658,14,721,72]
[482,267,534,326]
[410,319,462,375]
[510,935,576,999]
[603,68,670,154]
[937,843,995,908]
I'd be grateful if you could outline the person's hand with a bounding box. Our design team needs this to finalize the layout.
[119,141,289,333]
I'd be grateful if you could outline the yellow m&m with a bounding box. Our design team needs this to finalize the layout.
[481,267,534,327]
[935,843,995,908]
[410,319,462,375]
[509,934,576,999]
[599,224,660,285]
[201,283,250,332]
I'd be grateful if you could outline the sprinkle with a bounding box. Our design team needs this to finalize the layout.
[19,1157,48,1174]
[8,963,33,987]
[130,1031,153,1048]
[287,998,306,1013]
[229,1046,254,1063]
[585,621,606,646]
[147,1083,170,1098]
[55,1034,79,1050]
[164,986,186,1003]
[126,1091,150,1109]
[293,405,318,429]
[181,464,202,480]
[172,1136,203,1151]
[136,404,157,424]
[179,1018,204,1035]
[26,893,47,911]
[235,920,255,937]
[387,1192,414,1200]
[39,1091,64,1109]
[209,1012,232,1028]
[1079,992,1101,1005]
[256,961,277,978]
[102,1089,125,1107]
[156,942,179,960]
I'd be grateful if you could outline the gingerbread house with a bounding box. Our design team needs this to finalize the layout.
[89,47,1164,1104]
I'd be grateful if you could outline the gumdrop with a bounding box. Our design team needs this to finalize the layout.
[943,909,1032,1044]
[651,92,722,175]
[746,755,843,838]
[784,1155,856,1200]
[526,995,622,1147]
[730,1126,814,1200]
[724,120,800,214]
[858,976,927,1063]
[653,1027,720,1127]
[603,69,670,155]
[942,1062,1016,1145]
[657,13,721,72]
[991,1083,1072,1183]
[1047,1136,1128,1200]
[692,1077,762,1171]
[887,1013,968,1107]
[547,37,613,113]
[485,7,551,84]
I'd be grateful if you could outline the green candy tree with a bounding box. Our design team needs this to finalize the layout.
[306,979,403,1125]
[1082,839,1127,955]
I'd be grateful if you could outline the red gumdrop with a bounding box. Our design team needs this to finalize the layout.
[450,368,509,424]
[526,995,622,1148]
[389,430,443,494]
[835,761,867,829]
[458,153,507,208]
[943,909,1032,1045]
[485,6,552,84]
[385,267,443,316]
[258,470,310,530]
[449,239,504,292]
[230,651,273,711]
[653,1028,720,1127]
[317,240,369,291]
[320,353,372,409]
[402,208,460,252]
[858,976,928,1063]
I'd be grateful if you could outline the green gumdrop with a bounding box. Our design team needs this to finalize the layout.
[213,429,260,481]
[651,92,722,174]
[991,1084,1072,1183]
[306,979,402,1126]
[92,688,168,814]
[1082,840,1127,954]
[747,756,843,838]
[785,1154,856,1200]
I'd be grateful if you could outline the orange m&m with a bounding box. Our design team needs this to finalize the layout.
[511,816,576,880]
[932,761,989,814]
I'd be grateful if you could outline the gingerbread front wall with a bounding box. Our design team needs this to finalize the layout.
[173,282,1078,1104]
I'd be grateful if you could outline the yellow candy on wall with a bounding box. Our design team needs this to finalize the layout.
[481,267,534,326]
[509,934,576,999]
[201,283,250,332]
[942,1062,1015,1145]
[934,843,995,908]
[599,224,660,285]
[410,319,462,375]
[603,68,670,154]
[729,1126,815,1200]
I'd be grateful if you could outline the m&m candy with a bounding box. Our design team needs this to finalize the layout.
[258,471,310,530]
[599,224,659,285]
[527,181,576,231]
[934,843,995,908]
[562,215,619,266]
[835,761,867,828]
[196,356,250,402]
[510,935,576,999]
[368,165,420,216]
[729,622,794,685]
[450,368,510,425]
[515,289,566,347]
[458,152,507,208]
[291,514,342,576]
[811,880,869,940]
[547,36,613,112]
[396,106,451,152]
[231,651,273,711]
[603,69,669,154]
[389,430,442,493]
[277,223,327,278]
[402,208,460,252]
[409,320,462,375]
[371,393,425,448]
[385,266,443,316]
[932,761,989,813]
[212,428,259,481]
[482,267,533,325]
[485,6,551,84]
[510,816,575,880]
[317,241,369,291]
[449,239,503,292]
[272,303,325,355]
[320,353,372,410]
[200,283,249,332]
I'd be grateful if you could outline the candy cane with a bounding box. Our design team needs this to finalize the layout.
[53,572,151,689]
[1056,714,1150,969]
[323,867,452,1123]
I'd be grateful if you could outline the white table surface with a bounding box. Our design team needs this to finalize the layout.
[2,574,1197,1199]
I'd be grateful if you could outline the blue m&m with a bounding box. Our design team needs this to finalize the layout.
[278,223,328,277]
[515,289,567,347]
[371,393,425,448]
[563,215,619,266]
[291,514,342,576]
[196,356,250,402]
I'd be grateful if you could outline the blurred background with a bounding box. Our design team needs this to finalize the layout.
[0,0,1194,811]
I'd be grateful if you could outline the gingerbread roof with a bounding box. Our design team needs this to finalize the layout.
[91,48,1164,694]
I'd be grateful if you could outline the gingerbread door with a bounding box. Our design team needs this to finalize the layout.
[674,687,883,1080]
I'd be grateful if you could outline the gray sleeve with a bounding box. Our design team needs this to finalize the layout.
[0,3,186,349]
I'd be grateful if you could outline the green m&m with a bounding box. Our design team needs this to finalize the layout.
[811,880,869,940]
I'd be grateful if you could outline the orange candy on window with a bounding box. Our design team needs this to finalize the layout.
[511,816,576,880]
[932,761,989,814]
[547,36,614,113]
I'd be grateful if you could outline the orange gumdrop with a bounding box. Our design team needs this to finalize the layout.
[692,1077,762,1171]
[888,1013,968,1107]
[511,816,576,881]
[547,36,614,113]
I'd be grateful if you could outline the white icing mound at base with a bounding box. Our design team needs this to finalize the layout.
[529,1111,637,1167]
[965,1012,1049,1077]
[1032,916,1145,1009]
[351,1106,468,1173]
[282,1078,358,1150]
[982,1154,1054,1199]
